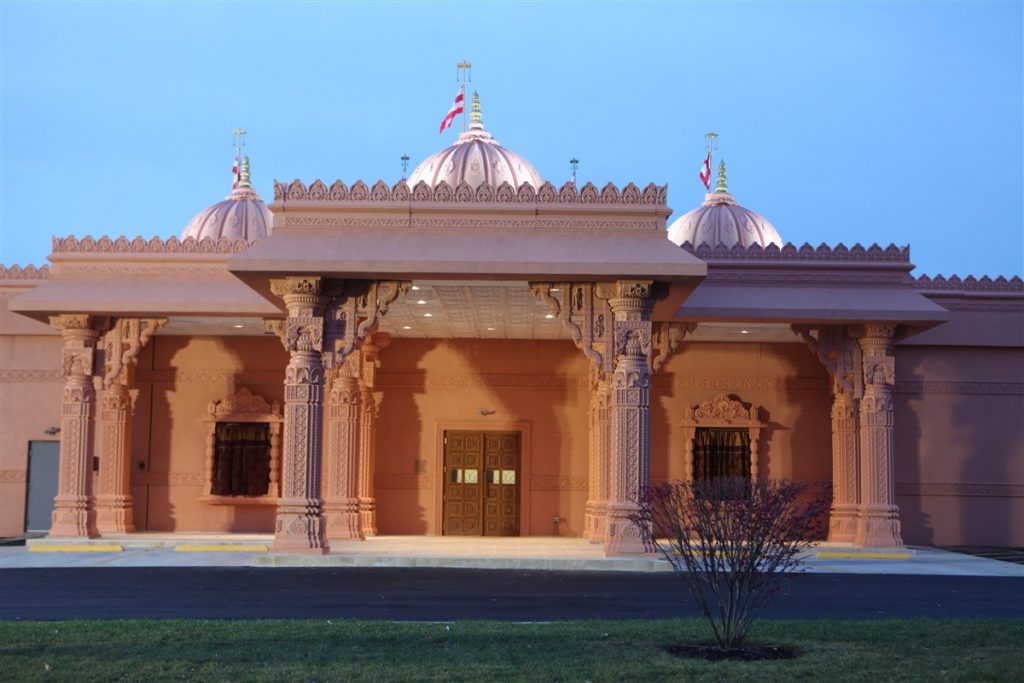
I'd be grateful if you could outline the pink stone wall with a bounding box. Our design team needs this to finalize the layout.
[652,342,833,485]
[0,287,61,537]
[373,339,591,536]
[894,344,1024,546]
[131,335,288,532]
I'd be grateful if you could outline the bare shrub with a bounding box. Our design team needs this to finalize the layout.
[633,478,830,650]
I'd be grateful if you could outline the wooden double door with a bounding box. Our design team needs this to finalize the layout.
[443,431,520,536]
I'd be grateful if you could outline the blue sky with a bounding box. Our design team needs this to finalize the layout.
[2,1,1021,277]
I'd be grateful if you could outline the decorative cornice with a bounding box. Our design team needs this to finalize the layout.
[208,387,281,418]
[51,235,252,254]
[681,241,911,263]
[273,179,668,207]
[895,482,1024,498]
[0,264,50,279]
[914,274,1024,293]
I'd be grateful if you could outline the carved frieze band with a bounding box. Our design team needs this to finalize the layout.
[130,471,206,486]
[530,476,588,491]
[894,482,1024,498]
[374,474,434,490]
[376,372,590,389]
[0,369,63,382]
[891,380,1024,396]
[0,469,28,483]
[915,274,1023,292]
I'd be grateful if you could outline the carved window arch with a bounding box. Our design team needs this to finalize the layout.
[681,393,763,481]
[202,388,282,505]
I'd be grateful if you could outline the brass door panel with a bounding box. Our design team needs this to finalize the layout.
[443,430,519,537]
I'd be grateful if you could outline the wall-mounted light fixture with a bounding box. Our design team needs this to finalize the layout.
[43,427,60,436]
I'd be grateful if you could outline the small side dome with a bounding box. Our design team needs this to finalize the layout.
[182,156,272,241]
[408,91,544,189]
[668,161,782,249]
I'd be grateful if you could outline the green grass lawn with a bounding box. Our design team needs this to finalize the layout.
[1,618,1020,682]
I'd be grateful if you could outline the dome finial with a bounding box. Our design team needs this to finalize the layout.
[470,91,484,130]
[238,156,252,189]
[715,159,729,193]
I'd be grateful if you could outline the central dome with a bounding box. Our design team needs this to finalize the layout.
[408,92,544,189]
[181,156,272,242]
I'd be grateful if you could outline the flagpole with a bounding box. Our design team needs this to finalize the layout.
[457,61,471,132]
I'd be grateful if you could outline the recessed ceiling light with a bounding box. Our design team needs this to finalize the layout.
[233,324,244,329]
[548,287,559,293]
[739,329,750,335]
[424,313,433,317]
[486,327,495,331]
[544,313,555,319]
[411,285,420,291]
[402,325,412,330]
[416,300,427,305]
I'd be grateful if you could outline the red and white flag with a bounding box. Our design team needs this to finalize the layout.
[439,90,465,133]
[232,155,240,189]
[699,151,712,190]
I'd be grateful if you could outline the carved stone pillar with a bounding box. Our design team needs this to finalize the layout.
[357,334,387,537]
[604,280,654,556]
[584,368,612,542]
[324,355,363,540]
[854,323,903,548]
[95,318,165,533]
[270,277,329,554]
[793,325,862,543]
[48,314,105,537]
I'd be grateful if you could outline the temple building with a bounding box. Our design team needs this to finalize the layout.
[1,95,1022,555]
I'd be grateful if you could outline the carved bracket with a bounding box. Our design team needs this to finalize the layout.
[529,282,614,376]
[793,325,863,397]
[102,318,167,389]
[325,280,411,367]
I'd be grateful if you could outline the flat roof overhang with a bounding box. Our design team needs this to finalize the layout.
[671,279,952,328]
[228,228,708,301]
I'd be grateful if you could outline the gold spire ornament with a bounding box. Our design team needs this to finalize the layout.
[456,61,472,132]
[470,91,484,130]
[715,160,729,193]
[239,156,252,188]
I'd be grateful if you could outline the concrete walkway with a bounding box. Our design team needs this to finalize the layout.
[2,535,1021,576]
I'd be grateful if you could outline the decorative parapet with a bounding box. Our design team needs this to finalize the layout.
[680,241,911,263]
[51,235,252,254]
[272,179,668,207]
[914,274,1024,293]
[0,264,50,279]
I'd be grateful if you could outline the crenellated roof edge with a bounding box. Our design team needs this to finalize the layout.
[0,264,51,279]
[51,235,253,254]
[914,274,1024,293]
[680,241,911,263]
[272,179,668,207]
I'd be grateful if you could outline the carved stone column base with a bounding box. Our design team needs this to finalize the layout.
[273,499,328,554]
[590,502,609,542]
[583,503,596,541]
[603,503,648,556]
[95,494,136,533]
[324,499,363,540]
[855,505,903,547]
[358,498,378,537]
[50,496,96,538]
[827,503,859,543]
